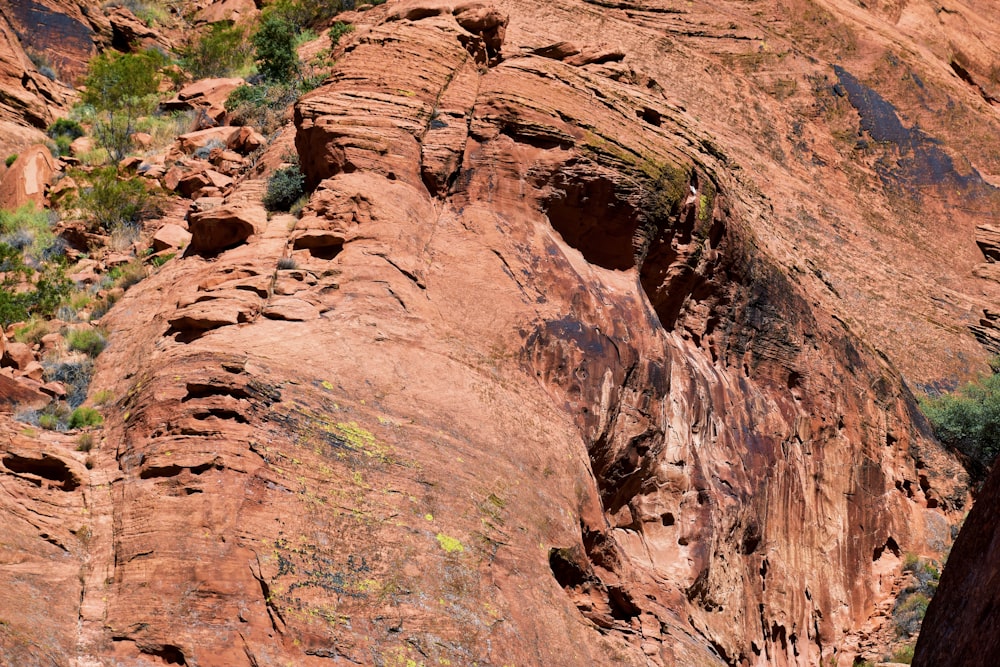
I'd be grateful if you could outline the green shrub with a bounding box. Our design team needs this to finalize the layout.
[29,401,72,431]
[103,0,168,27]
[67,328,107,357]
[69,406,104,429]
[263,165,305,211]
[892,555,941,639]
[329,21,354,47]
[106,260,147,290]
[254,15,299,83]
[0,243,71,326]
[263,0,349,30]
[81,49,165,161]
[74,167,151,233]
[4,154,17,168]
[180,22,252,78]
[150,252,175,267]
[38,411,61,430]
[13,318,50,344]
[892,643,915,664]
[224,82,299,134]
[920,365,1000,473]
[0,202,58,261]
[47,119,85,141]
[47,119,85,157]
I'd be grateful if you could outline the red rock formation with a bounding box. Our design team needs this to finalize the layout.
[913,458,1000,666]
[5,0,1000,665]
[0,144,58,209]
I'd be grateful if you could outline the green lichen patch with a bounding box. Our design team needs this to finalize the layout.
[435,533,465,554]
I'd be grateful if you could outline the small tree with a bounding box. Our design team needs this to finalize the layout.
[921,362,1000,474]
[81,49,165,161]
[254,16,298,83]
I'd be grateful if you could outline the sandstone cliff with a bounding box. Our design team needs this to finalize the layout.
[3,0,1000,665]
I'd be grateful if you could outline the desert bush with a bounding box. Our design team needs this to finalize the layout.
[4,154,17,168]
[102,0,168,26]
[69,406,104,429]
[0,244,71,326]
[76,433,94,451]
[254,15,299,83]
[81,49,165,161]
[74,167,152,233]
[329,21,354,47]
[47,118,85,156]
[224,82,299,134]
[0,203,58,262]
[892,554,940,640]
[43,358,93,408]
[891,643,915,664]
[193,138,225,160]
[138,109,196,150]
[67,328,107,357]
[106,260,147,291]
[13,318,50,345]
[263,165,305,211]
[27,50,59,80]
[92,389,114,406]
[180,22,252,78]
[921,364,1000,474]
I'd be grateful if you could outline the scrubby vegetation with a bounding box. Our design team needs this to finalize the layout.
[255,15,299,83]
[69,406,104,429]
[893,554,940,639]
[0,242,71,327]
[180,22,253,79]
[72,166,157,234]
[264,165,305,211]
[920,360,1000,474]
[47,119,85,157]
[67,328,108,357]
[81,49,165,161]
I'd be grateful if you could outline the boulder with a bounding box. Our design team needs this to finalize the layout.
[0,145,57,210]
[262,298,321,321]
[196,0,259,24]
[20,361,44,382]
[0,373,49,412]
[2,342,35,371]
[188,204,267,253]
[229,126,267,154]
[162,78,244,123]
[69,136,93,157]
[152,223,193,252]
[176,127,242,154]
[39,381,66,399]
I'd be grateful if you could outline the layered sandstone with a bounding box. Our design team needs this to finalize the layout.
[4,0,1000,665]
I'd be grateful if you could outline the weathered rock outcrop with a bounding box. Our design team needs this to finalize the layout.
[0,144,58,210]
[912,456,1000,666]
[6,0,1000,665]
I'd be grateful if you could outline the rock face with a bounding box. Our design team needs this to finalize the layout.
[912,455,1000,666]
[6,0,1000,665]
[0,144,58,209]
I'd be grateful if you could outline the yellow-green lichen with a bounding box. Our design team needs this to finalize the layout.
[436,533,464,554]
